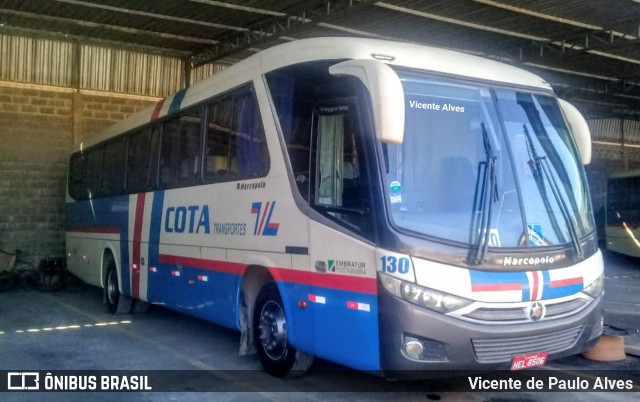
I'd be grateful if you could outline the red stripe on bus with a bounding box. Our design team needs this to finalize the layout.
[150,99,165,121]
[472,283,522,292]
[270,267,377,294]
[157,254,377,294]
[258,201,270,235]
[531,272,540,301]
[159,254,245,275]
[550,277,583,288]
[66,226,120,234]
[131,193,146,299]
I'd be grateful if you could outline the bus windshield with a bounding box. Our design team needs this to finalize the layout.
[384,73,594,248]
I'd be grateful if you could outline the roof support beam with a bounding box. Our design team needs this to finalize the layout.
[376,2,640,68]
[0,9,219,45]
[473,0,639,41]
[189,0,377,68]
[54,0,247,32]
[188,0,286,17]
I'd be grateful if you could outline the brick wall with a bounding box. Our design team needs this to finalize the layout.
[0,83,156,265]
[81,93,155,140]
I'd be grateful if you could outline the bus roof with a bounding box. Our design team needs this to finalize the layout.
[78,37,553,151]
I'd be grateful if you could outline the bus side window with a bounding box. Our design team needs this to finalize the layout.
[127,127,159,193]
[205,98,232,179]
[160,117,180,188]
[177,111,202,183]
[147,126,160,190]
[127,130,147,193]
[204,86,269,182]
[69,153,86,200]
[85,146,103,200]
[101,136,127,197]
[231,92,268,177]
[160,107,202,188]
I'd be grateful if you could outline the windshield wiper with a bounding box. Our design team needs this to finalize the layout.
[522,124,583,257]
[468,122,498,265]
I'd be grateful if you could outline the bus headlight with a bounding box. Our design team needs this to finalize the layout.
[380,273,472,313]
[582,275,604,298]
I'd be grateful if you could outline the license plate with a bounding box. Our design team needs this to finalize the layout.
[510,351,548,370]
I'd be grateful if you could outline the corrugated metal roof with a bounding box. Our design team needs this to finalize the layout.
[589,118,640,145]
[0,34,73,86]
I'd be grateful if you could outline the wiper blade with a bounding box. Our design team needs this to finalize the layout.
[523,124,563,244]
[523,124,583,257]
[539,156,583,257]
[468,123,497,265]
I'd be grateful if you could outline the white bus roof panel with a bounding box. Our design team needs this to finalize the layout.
[79,37,552,150]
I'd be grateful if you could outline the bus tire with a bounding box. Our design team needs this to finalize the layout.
[253,283,313,377]
[131,299,150,313]
[105,261,132,315]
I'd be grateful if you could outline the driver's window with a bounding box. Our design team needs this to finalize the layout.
[312,102,372,237]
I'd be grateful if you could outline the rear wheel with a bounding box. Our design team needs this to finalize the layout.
[253,283,313,377]
[131,299,150,313]
[105,260,132,315]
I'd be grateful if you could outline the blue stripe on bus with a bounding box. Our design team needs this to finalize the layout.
[470,269,583,301]
[67,193,381,371]
[168,89,187,114]
[151,264,241,330]
[278,281,381,371]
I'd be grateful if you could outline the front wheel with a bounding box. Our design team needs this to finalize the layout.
[253,283,313,377]
[105,261,132,315]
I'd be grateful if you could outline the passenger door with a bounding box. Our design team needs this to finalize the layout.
[307,99,380,371]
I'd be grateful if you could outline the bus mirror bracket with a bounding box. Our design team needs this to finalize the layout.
[558,98,591,165]
[329,59,405,144]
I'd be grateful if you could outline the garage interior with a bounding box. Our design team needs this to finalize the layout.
[1,0,640,266]
[0,0,639,389]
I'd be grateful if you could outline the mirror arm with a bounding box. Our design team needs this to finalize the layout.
[329,59,405,144]
[558,98,591,165]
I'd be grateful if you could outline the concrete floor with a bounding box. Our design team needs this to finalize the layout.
[0,249,638,401]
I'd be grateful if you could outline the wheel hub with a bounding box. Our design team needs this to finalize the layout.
[107,270,118,304]
[258,300,287,360]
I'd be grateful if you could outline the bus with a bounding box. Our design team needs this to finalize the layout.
[66,37,604,378]
[606,170,640,257]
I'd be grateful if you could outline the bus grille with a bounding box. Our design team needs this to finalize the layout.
[472,325,584,363]
[463,298,589,323]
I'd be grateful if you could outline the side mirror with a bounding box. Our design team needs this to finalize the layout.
[329,59,405,144]
[558,99,591,165]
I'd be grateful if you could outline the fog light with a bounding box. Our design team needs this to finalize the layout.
[404,338,424,358]
[402,334,448,362]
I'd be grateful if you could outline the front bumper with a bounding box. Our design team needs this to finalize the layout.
[378,282,603,379]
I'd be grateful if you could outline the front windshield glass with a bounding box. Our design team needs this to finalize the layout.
[384,73,594,248]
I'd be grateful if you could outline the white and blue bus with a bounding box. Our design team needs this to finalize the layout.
[66,37,604,378]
